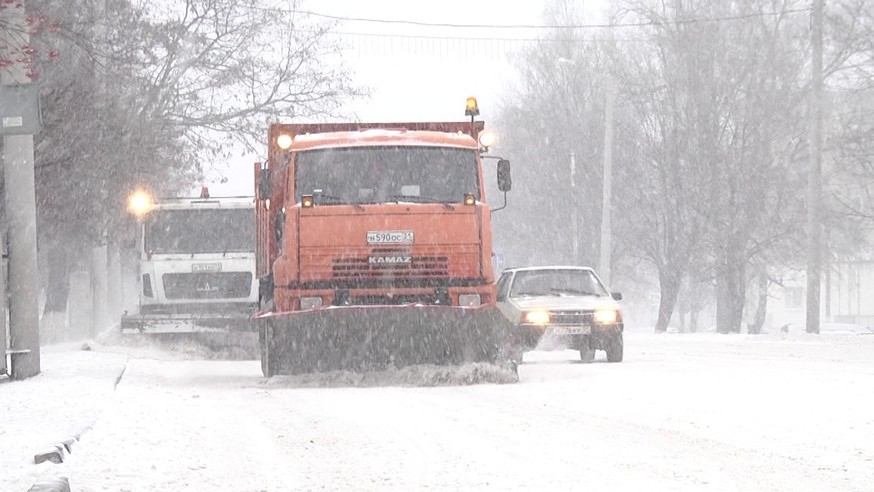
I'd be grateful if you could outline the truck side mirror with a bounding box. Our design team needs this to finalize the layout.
[274,208,285,243]
[497,159,512,192]
[258,167,272,199]
[612,292,623,301]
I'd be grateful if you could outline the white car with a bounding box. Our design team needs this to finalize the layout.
[496,266,624,362]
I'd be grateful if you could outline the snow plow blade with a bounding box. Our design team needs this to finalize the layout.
[120,313,256,334]
[258,305,516,377]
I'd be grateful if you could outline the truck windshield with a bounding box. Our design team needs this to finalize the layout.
[294,146,479,205]
[145,208,254,254]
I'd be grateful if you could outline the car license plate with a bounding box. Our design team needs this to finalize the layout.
[550,326,591,335]
[192,263,222,272]
[367,230,414,245]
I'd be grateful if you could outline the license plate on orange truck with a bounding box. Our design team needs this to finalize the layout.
[367,230,414,244]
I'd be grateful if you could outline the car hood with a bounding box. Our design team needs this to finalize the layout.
[509,295,619,311]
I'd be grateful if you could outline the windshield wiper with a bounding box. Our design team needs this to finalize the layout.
[386,194,454,210]
[514,291,548,297]
[311,192,364,210]
[550,287,599,296]
[311,192,342,204]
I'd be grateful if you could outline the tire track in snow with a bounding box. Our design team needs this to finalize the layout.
[256,386,448,490]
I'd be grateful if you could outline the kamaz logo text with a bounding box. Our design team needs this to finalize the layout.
[368,256,412,264]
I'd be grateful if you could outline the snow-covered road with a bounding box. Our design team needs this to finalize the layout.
[41,333,874,490]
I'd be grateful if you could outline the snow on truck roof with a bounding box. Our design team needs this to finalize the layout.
[152,196,254,210]
[290,128,479,151]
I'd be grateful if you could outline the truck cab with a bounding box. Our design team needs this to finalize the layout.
[122,192,258,333]
[257,120,509,312]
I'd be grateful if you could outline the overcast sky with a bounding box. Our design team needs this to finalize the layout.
[205,0,609,196]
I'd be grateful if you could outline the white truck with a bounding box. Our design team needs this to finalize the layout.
[121,191,258,334]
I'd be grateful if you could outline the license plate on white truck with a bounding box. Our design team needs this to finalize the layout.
[192,263,222,272]
[367,230,414,244]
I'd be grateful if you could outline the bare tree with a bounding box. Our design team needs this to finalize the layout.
[494,4,612,269]
[18,0,362,324]
[610,0,814,333]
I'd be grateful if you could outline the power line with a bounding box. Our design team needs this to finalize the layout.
[313,30,648,59]
[289,8,812,30]
[240,5,811,58]
[318,30,643,44]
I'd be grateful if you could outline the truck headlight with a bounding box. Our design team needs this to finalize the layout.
[524,310,550,325]
[594,309,618,324]
[276,133,293,150]
[459,294,481,306]
[300,297,322,310]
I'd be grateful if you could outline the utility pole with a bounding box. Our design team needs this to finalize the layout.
[91,0,110,337]
[806,0,823,334]
[1,2,41,378]
[1,233,7,376]
[570,151,579,263]
[600,76,615,286]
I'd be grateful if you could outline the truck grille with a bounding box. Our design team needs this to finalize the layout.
[332,255,449,279]
[162,272,252,300]
[347,294,450,306]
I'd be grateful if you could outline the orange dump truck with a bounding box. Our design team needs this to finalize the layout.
[254,100,514,376]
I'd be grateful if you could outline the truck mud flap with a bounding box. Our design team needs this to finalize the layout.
[258,305,517,376]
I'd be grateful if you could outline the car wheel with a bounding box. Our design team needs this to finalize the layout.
[579,336,595,362]
[605,332,623,363]
[259,323,274,377]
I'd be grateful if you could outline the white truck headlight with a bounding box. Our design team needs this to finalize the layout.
[300,297,322,310]
[458,294,481,306]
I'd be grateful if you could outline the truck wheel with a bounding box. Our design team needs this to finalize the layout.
[605,333,624,363]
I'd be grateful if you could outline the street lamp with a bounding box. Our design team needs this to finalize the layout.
[570,151,579,263]
[558,56,614,279]
[127,189,154,217]
[600,76,615,286]
[559,57,580,264]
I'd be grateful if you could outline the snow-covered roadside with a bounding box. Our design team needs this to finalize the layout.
[5,332,873,491]
[47,332,874,491]
[60,358,300,491]
[1,344,128,492]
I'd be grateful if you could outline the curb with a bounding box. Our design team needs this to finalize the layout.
[27,477,70,492]
[28,356,128,491]
[33,426,91,464]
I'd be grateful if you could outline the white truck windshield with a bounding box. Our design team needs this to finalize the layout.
[145,208,254,254]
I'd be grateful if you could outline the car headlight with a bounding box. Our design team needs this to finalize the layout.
[300,296,322,310]
[458,294,482,306]
[524,310,550,325]
[594,309,618,324]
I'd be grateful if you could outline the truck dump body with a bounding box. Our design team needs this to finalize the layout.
[256,117,516,377]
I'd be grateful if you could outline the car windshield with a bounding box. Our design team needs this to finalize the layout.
[510,269,610,297]
[145,208,254,254]
[294,146,479,205]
